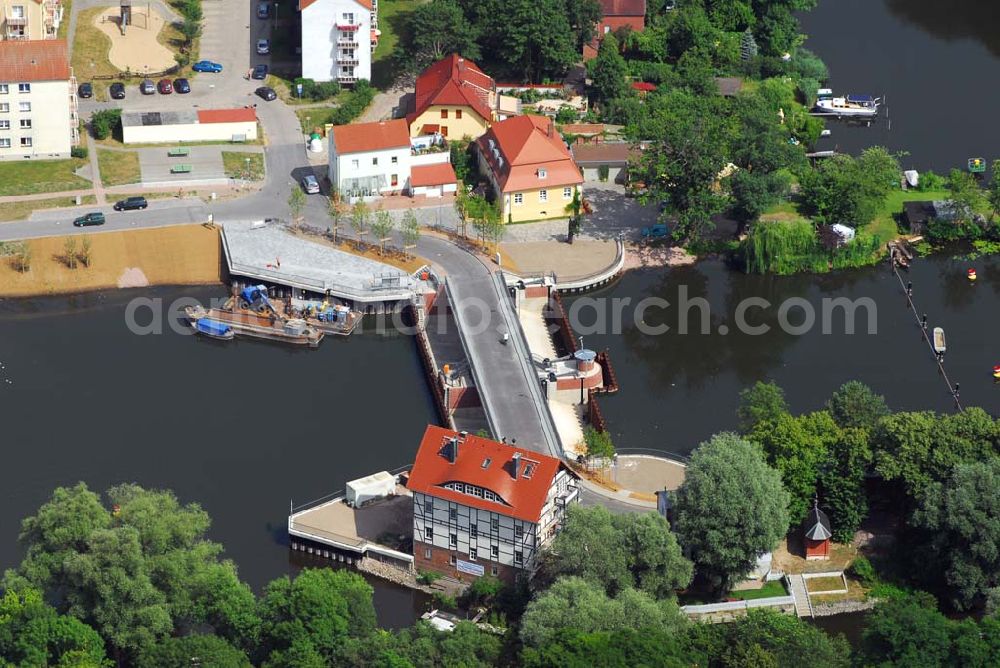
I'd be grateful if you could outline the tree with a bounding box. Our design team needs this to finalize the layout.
[737,380,788,432]
[350,201,370,246]
[715,608,850,668]
[137,634,251,668]
[405,0,481,68]
[327,195,345,243]
[0,588,109,667]
[287,186,306,229]
[14,241,31,273]
[618,512,694,599]
[370,207,396,255]
[63,236,77,269]
[546,506,630,595]
[519,577,684,648]
[827,380,889,432]
[80,236,93,268]
[455,187,472,239]
[90,109,121,140]
[400,210,421,256]
[589,33,628,104]
[817,428,872,543]
[861,595,957,668]
[257,568,375,664]
[673,433,790,594]
[472,0,581,81]
[912,460,1000,610]
[521,627,701,668]
[798,147,901,227]
[988,160,1000,221]
[728,170,791,225]
[582,426,615,460]
[947,168,986,221]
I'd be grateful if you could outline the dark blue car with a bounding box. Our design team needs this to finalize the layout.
[192,60,223,73]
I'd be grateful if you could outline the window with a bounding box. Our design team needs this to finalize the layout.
[449,554,456,566]
[449,533,457,547]
[0,120,8,130]
[604,25,610,34]
[563,187,573,199]
[19,119,30,129]
[372,157,378,165]
[20,137,31,147]
[513,193,523,206]
[425,527,434,540]
[0,85,8,94]
[470,523,477,539]
[11,5,24,18]
[448,507,457,521]
[455,109,463,119]
[491,517,499,532]
[19,102,30,112]
[538,168,547,179]
[523,463,536,478]
[0,138,9,148]
[491,544,499,559]
[351,159,359,169]
[18,83,30,94]
[390,173,398,186]
[424,547,432,559]
[515,524,524,539]
[481,457,491,469]
[426,498,434,511]
[464,484,474,495]
[471,487,483,498]
[441,109,449,119]
[483,490,496,502]
[0,103,7,113]
[539,189,548,203]
[491,565,498,576]
[342,11,354,22]
[469,548,477,560]
[440,126,448,137]
[515,550,523,565]
[391,155,397,164]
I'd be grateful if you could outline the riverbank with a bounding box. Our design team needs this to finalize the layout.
[0,225,223,298]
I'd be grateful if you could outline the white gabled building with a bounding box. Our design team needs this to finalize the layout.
[0,38,77,160]
[299,0,378,85]
[407,426,579,583]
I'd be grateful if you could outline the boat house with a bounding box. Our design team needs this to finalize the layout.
[802,500,832,560]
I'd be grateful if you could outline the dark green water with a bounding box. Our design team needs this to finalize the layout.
[0,285,436,627]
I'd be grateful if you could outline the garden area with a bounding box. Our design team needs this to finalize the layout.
[0,158,90,197]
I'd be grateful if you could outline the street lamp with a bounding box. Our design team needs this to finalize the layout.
[245,156,251,185]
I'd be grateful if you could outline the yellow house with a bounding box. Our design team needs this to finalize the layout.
[476,115,583,224]
[406,54,496,140]
[1,0,62,40]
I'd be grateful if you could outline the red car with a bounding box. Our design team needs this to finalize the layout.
[157,79,173,94]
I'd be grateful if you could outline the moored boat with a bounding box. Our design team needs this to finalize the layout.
[813,88,880,118]
[933,327,946,354]
[184,305,324,347]
[192,318,235,340]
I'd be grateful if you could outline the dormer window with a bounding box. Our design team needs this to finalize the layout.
[481,457,492,469]
[538,168,547,179]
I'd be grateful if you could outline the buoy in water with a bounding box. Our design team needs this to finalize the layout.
[993,365,1000,380]
[968,268,978,281]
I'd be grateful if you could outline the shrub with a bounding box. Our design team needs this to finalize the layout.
[849,556,877,586]
[329,81,375,125]
[71,146,88,159]
[917,170,946,191]
[416,570,441,585]
[597,164,610,182]
[90,109,121,140]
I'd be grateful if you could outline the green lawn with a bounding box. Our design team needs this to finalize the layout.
[0,159,90,196]
[222,152,265,181]
[866,188,951,240]
[296,107,336,134]
[0,195,97,222]
[727,580,788,601]
[97,150,142,186]
[371,0,426,89]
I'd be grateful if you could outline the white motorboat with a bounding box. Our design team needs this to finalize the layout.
[813,88,880,119]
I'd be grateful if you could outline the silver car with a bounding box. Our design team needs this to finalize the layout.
[302,174,320,194]
[256,39,270,55]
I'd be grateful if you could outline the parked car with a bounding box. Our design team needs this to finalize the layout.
[192,60,223,73]
[251,64,268,80]
[113,196,148,212]
[255,86,277,101]
[301,174,320,194]
[256,39,270,55]
[73,212,106,227]
[157,79,173,94]
[109,82,126,99]
[257,2,269,18]
[174,78,191,94]
[77,82,93,98]
[139,79,155,95]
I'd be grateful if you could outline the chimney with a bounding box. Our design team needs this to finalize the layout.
[512,452,521,479]
[448,437,459,464]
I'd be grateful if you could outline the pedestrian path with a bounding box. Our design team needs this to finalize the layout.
[787,574,814,617]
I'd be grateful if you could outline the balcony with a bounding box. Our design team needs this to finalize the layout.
[337,38,358,47]
[337,57,359,66]
[336,22,359,31]
[5,14,28,26]
[336,75,358,84]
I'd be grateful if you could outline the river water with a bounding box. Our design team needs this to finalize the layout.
[800,0,1000,172]
[0,285,435,627]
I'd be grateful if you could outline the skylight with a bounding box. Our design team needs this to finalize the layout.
[481,457,492,469]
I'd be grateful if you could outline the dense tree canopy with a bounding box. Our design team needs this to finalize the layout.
[674,433,790,593]
[0,588,108,667]
[799,147,902,226]
[404,0,481,69]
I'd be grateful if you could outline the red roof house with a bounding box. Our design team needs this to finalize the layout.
[584,0,647,60]
[406,54,497,138]
[0,39,71,82]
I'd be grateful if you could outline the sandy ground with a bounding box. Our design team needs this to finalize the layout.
[502,240,617,279]
[772,537,858,575]
[613,454,687,493]
[623,242,697,270]
[96,7,176,73]
[0,225,222,297]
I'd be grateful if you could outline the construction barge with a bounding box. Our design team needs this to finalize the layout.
[185,304,325,347]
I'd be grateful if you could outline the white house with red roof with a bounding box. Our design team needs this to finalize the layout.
[328,118,456,200]
[299,0,378,84]
[120,107,257,144]
[408,425,579,582]
[0,39,76,160]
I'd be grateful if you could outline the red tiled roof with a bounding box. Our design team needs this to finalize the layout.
[476,115,583,193]
[407,54,494,126]
[197,108,257,124]
[331,119,410,154]
[631,82,656,92]
[410,162,457,187]
[0,39,70,82]
[560,123,605,135]
[600,0,645,16]
[407,425,564,523]
[300,0,371,11]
